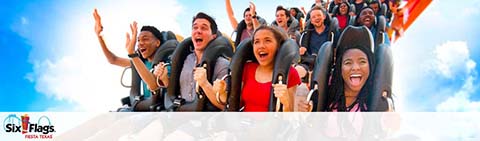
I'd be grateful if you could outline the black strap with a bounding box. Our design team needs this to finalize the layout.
[167,96,185,111]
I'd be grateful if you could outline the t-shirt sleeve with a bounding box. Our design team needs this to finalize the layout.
[213,57,230,81]
[287,66,301,88]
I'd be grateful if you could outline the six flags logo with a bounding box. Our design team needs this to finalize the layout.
[3,114,55,135]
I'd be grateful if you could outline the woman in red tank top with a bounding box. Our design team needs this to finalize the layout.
[213,25,301,112]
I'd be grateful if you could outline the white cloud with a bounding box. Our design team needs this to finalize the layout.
[28,0,184,112]
[390,0,480,112]
[432,41,474,79]
[436,76,479,112]
[434,41,479,112]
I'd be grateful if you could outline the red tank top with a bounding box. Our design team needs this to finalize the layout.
[240,62,301,111]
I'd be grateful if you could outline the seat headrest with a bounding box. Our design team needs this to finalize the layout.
[336,26,374,53]
[160,31,177,43]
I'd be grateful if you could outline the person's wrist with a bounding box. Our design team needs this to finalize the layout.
[252,14,257,19]
[128,52,139,58]
[199,80,209,87]
[96,32,103,38]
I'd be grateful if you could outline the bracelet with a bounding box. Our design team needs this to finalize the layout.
[252,14,257,19]
[128,53,139,58]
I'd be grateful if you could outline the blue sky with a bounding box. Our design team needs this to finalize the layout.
[0,0,479,112]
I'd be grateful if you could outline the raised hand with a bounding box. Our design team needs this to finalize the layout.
[125,21,138,54]
[249,2,256,16]
[93,9,103,36]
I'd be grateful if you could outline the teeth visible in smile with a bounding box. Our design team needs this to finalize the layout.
[350,74,361,78]
[259,52,268,57]
[350,74,362,86]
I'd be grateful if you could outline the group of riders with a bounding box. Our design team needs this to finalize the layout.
[93,0,398,112]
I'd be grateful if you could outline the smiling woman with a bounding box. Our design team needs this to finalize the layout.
[326,26,376,112]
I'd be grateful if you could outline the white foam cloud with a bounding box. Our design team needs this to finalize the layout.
[28,0,183,111]
[433,41,473,79]
[434,41,479,112]
[436,76,479,112]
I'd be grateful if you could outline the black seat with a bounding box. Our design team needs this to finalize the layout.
[165,34,234,111]
[225,38,300,111]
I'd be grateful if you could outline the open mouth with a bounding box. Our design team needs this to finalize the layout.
[313,20,321,25]
[258,51,268,59]
[277,20,283,25]
[363,17,372,25]
[194,37,204,44]
[349,74,362,86]
[139,48,147,54]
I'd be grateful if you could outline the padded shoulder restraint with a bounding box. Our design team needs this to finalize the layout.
[226,38,256,111]
[166,36,233,111]
[152,40,178,65]
[369,43,393,111]
[380,3,388,16]
[375,16,387,48]
[309,41,334,111]
[269,39,299,111]
[350,3,356,15]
